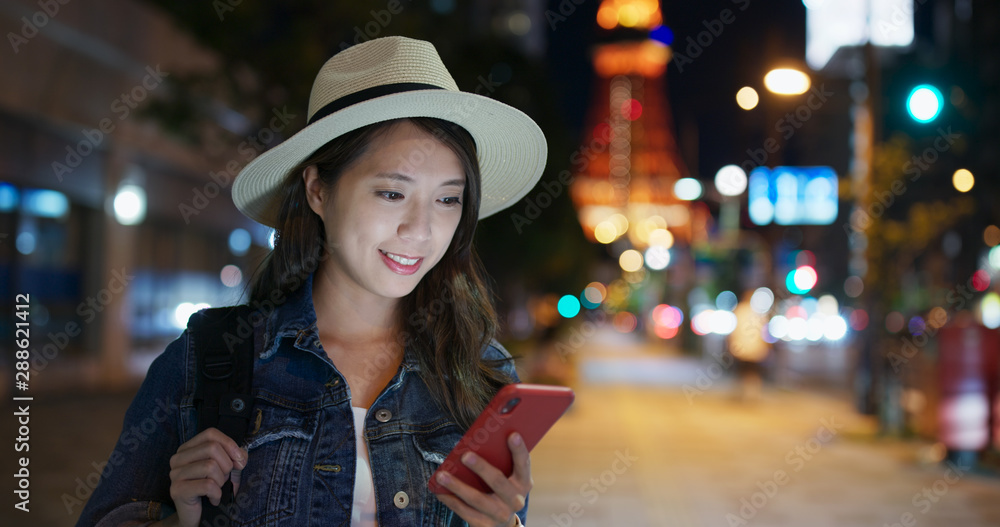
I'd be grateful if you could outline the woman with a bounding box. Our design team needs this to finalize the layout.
[76,36,547,527]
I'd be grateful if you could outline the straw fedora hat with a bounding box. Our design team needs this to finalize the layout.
[232,36,548,228]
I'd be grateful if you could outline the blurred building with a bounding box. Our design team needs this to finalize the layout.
[0,0,268,391]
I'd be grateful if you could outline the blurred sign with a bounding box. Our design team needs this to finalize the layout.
[805,0,914,70]
[748,166,838,226]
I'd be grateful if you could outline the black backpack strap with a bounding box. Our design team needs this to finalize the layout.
[188,304,256,526]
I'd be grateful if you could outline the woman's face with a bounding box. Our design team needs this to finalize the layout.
[305,120,466,304]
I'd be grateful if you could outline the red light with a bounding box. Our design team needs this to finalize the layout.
[972,270,990,292]
[787,305,807,319]
[613,312,638,333]
[621,98,642,121]
[655,325,679,339]
[849,309,869,331]
[592,122,611,144]
[794,250,816,267]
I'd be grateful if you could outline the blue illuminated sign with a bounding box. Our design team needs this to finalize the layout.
[748,166,838,226]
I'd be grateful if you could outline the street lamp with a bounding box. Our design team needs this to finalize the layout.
[764,67,811,95]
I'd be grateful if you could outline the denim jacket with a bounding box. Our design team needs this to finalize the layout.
[76,274,526,526]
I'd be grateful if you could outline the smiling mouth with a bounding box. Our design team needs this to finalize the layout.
[380,250,420,266]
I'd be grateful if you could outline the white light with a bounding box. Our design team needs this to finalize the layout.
[982,293,1000,330]
[220,265,243,288]
[817,294,839,316]
[692,310,715,335]
[764,68,811,95]
[711,310,738,335]
[769,315,789,339]
[991,246,1000,270]
[674,178,703,200]
[268,228,277,249]
[173,302,211,329]
[750,287,775,314]
[644,246,671,270]
[806,316,825,341]
[788,317,808,341]
[715,165,748,196]
[824,315,849,340]
[114,185,146,225]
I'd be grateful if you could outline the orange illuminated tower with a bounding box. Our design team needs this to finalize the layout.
[570,0,695,249]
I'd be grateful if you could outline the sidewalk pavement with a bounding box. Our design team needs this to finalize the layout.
[525,329,1000,527]
[3,329,1000,526]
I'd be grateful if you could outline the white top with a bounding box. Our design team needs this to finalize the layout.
[351,407,378,527]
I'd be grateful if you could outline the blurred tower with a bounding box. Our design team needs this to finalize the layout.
[569,0,691,249]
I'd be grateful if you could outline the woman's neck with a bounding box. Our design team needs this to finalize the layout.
[310,265,401,348]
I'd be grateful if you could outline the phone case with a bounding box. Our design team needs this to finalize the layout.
[428,383,575,495]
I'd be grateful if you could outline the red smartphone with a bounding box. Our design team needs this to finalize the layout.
[428,383,575,495]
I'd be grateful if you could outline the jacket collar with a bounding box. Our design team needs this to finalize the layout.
[262,272,420,370]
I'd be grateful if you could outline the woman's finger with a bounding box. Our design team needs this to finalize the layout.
[507,433,533,492]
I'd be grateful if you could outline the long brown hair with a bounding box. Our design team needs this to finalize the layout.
[248,117,512,428]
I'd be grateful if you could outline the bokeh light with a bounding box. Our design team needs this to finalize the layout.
[972,270,990,292]
[595,221,618,244]
[844,276,864,298]
[648,228,674,248]
[764,68,810,95]
[927,307,948,329]
[582,282,607,308]
[619,249,644,272]
[952,169,974,192]
[229,228,252,256]
[907,84,943,122]
[982,293,1000,329]
[674,178,703,200]
[984,225,1000,247]
[644,246,671,270]
[558,295,582,318]
[736,86,759,110]
[613,312,638,333]
[621,98,643,120]
[220,265,243,288]
[715,165,748,196]
[750,287,775,314]
[849,309,869,331]
[716,290,738,311]
[908,316,926,336]
[885,311,905,333]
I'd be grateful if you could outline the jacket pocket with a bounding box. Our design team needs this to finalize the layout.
[411,425,465,526]
[229,395,319,527]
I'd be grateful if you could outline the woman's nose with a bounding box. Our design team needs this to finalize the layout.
[397,202,432,242]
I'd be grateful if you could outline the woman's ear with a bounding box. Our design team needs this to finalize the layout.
[303,166,325,216]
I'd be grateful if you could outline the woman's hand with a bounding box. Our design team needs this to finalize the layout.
[434,432,531,527]
[167,428,248,527]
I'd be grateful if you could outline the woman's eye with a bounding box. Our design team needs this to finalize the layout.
[379,191,403,201]
[441,197,462,206]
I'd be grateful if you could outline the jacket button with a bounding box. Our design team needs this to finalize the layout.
[393,491,409,509]
[375,409,392,422]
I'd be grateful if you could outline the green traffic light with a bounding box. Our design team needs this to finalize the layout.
[906,84,943,123]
